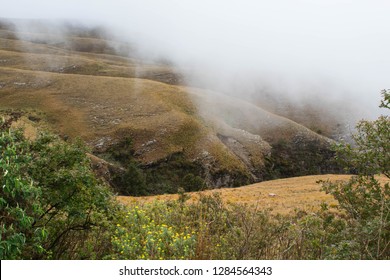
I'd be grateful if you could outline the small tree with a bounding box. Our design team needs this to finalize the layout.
[321,90,390,259]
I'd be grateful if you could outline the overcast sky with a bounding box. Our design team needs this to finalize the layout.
[1,0,390,118]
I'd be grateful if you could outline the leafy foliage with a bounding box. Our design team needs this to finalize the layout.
[320,90,390,259]
[0,126,46,259]
[0,115,117,259]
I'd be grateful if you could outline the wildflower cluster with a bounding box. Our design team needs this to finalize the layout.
[111,204,196,260]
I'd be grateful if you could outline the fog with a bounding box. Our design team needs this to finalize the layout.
[2,0,390,122]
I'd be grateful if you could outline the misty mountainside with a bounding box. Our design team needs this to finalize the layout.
[0,20,342,194]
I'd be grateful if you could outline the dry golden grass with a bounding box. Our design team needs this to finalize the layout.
[10,116,39,140]
[117,174,390,214]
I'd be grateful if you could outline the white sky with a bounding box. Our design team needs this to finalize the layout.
[1,0,390,117]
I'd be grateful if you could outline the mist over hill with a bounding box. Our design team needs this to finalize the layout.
[2,1,389,119]
[0,18,346,194]
[1,1,389,193]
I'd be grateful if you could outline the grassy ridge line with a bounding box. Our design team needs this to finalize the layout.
[0,34,180,86]
[0,47,174,82]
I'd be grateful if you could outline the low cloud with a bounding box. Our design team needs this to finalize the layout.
[2,0,390,122]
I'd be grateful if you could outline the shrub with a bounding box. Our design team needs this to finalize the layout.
[320,91,390,259]
[0,127,46,259]
[0,115,117,259]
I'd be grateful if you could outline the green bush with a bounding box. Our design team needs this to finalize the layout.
[0,116,117,259]
[0,127,46,259]
[320,91,390,259]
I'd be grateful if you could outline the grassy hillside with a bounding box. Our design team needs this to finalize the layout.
[0,19,341,194]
